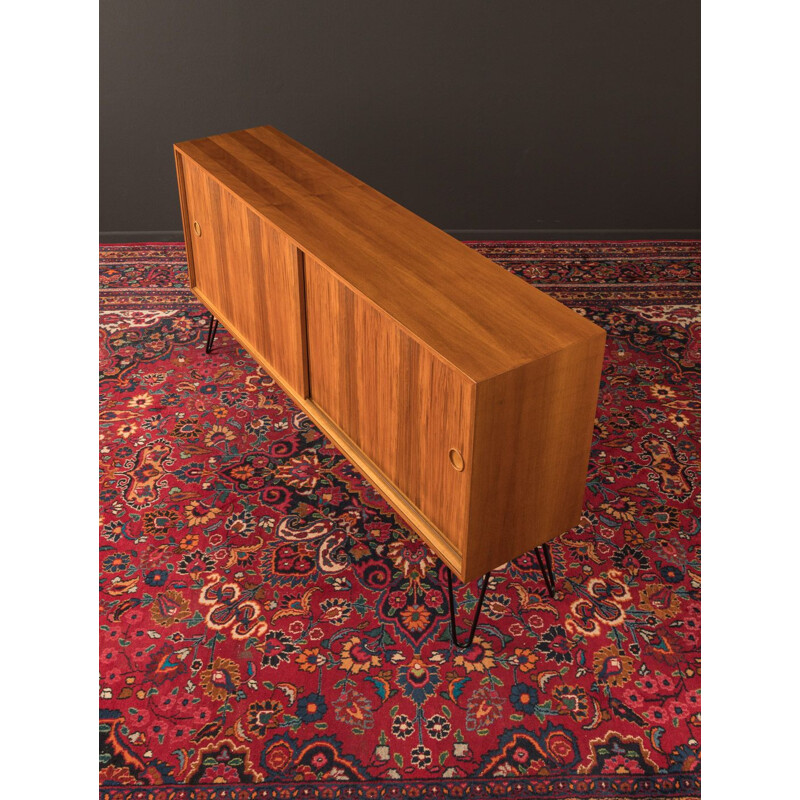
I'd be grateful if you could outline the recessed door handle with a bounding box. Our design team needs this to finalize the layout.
[448,448,465,472]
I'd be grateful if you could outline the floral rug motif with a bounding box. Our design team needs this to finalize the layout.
[100,241,700,799]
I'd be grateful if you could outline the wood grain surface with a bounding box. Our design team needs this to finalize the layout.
[463,332,607,580]
[174,125,607,583]
[180,155,308,395]
[175,126,603,382]
[304,254,474,554]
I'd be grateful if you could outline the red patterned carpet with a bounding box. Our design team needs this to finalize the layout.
[100,241,700,799]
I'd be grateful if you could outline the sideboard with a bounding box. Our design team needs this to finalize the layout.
[174,126,606,640]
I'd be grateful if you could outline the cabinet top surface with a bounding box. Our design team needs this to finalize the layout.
[175,125,605,381]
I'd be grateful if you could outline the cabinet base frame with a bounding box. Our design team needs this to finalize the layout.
[205,313,220,354]
[445,567,493,649]
[444,542,556,649]
[535,541,557,598]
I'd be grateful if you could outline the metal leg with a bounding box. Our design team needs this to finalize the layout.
[534,542,556,597]
[205,314,219,354]
[445,567,492,649]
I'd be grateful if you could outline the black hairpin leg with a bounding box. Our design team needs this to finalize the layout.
[205,314,219,354]
[445,567,492,649]
[534,542,556,597]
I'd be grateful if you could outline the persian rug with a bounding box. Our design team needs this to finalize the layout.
[100,240,700,799]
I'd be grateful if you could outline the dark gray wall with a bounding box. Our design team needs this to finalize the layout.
[100,0,699,240]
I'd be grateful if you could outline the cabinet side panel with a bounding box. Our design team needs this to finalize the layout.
[464,332,606,580]
[304,255,473,554]
[173,150,196,286]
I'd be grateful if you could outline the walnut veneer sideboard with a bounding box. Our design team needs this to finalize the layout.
[173,125,606,602]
